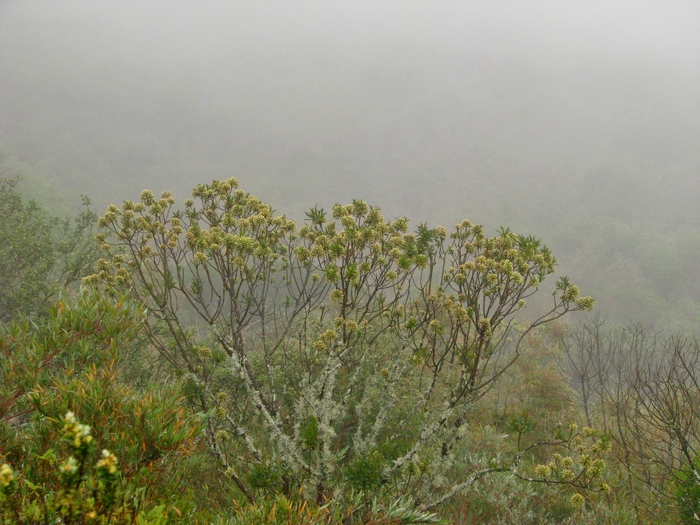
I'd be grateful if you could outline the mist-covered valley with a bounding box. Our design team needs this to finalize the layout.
[4,1,699,330]
[2,1,700,328]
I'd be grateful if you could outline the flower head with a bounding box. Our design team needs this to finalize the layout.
[60,456,79,476]
[62,411,93,450]
[570,493,585,509]
[96,449,119,475]
[0,463,15,491]
[534,464,551,478]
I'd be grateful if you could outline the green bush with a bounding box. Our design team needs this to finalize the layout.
[0,176,98,322]
[0,411,173,524]
[0,292,205,522]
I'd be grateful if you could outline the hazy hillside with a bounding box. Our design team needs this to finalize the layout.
[1,0,699,329]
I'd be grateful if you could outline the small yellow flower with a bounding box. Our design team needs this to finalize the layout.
[429,319,444,334]
[410,353,425,365]
[570,493,585,509]
[319,329,336,343]
[62,412,93,449]
[534,464,551,477]
[563,285,580,302]
[478,317,492,337]
[576,296,595,311]
[96,449,119,475]
[60,456,79,476]
[140,189,155,204]
[561,456,574,467]
[0,463,14,488]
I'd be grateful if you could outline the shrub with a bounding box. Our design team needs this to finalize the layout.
[89,179,594,512]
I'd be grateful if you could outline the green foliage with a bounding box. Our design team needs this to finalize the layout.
[343,450,385,496]
[299,415,319,451]
[246,461,283,493]
[0,292,206,522]
[0,176,98,322]
[507,411,536,435]
[227,492,446,525]
[0,291,142,424]
[675,458,700,525]
[0,412,170,524]
[0,176,56,321]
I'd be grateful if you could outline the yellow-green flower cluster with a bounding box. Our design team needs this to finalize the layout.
[59,456,79,476]
[570,493,585,509]
[410,352,425,366]
[434,226,447,239]
[561,469,575,481]
[95,449,119,475]
[329,289,344,303]
[534,423,610,494]
[534,464,552,478]
[438,294,470,323]
[0,463,15,494]
[560,285,595,311]
[562,285,580,302]
[429,319,444,334]
[314,329,339,354]
[63,411,93,450]
[478,317,492,337]
[590,438,612,454]
[582,426,596,437]
[575,296,595,311]
[333,317,359,332]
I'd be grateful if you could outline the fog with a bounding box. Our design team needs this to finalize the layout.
[1,1,699,328]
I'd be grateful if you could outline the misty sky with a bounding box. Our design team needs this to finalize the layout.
[2,1,698,217]
[1,1,700,325]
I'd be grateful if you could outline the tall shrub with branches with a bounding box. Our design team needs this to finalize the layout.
[87,178,594,510]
